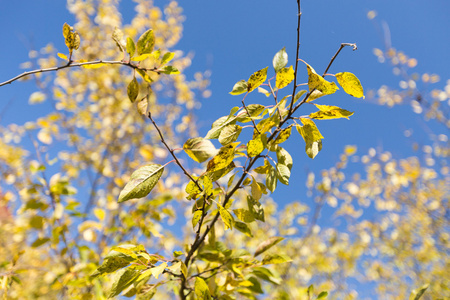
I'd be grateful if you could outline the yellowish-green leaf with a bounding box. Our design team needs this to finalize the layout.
[137,29,155,55]
[80,63,105,69]
[318,291,329,299]
[275,127,291,144]
[306,90,325,102]
[247,67,268,92]
[296,118,324,159]
[136,69,152,83]
[206,142,239,173]
[118,164,164,202]
[273,47,288,73]
[161,52,175,65]
[57,53,68,60]
[107,269,139,298]
[91,256,131,278]
[251,177,262,201]
[276,66,295,89]
[257,87,271,97]
[161,66,180,75]
[126,37,135,57]
[410,284,429,300]
[276,163,290,185]
[266,164,277,193]
[336,72,365,98]
[262,253,292,265]
[235,221,253,237]
[150,262,167,279]
[136,96,149,115]
[306,64,338,95]
[183,137,217,163]
[62,23,71,39]
[218,124,242,145]
[247,135,264,157]
[309,104,354,120]
[127,77,139,103]
[218,204,234,230]
[131,53,152,62]
[229,79,248,95]
[195,277,211,300]
[112,27,125,53]
[233,208,255,223]
[192,210,202,228]
[180,261,188,279]
[254,237,284,257]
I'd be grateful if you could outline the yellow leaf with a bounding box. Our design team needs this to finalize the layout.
[57,53,68,60]
[336,72,365,98]
[276,66,295,89]
[296,118,323,159]
[206,142,239,173]
[247,67,268,92]
[309,104,354,120]
[247,135,264,157]
[306,64,338,95]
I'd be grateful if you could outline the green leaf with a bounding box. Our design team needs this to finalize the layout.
[306,64,338,95]
[161,52,175,65]
[118,164,164,202]
[150,262,167,279]
[206,143,238,173]
[261,253,292,265]
[233,208,255,223]
[131,53,153,62]
[195,277,211,300]
[309,104,354,120]
[161,65,180,75]
[126,37,135,57]
[266,164,277,193]
[236,104,266,123]
[317,291,328,299]
[192,210,203,228]
[276,147,293,171]
[296,118,323,159]
[180,261,188,279]
[273,47,288,73]
[219,124,242,145]
[230,80,248,95]
[127,77,139,103]
[276,66,295,89]
[250,178,263,201]
[275,127,291,144]
[91,256,132,279]
[252,267,281,285]
[247,135,264,157]
[136,69,152,83]
[336,72,365,98]
[208,161,236,182]
[108,269,139,298]
[31,237,50,248]
[248,196,265,222]
[234,221,253,237]
[219,204,234,230]
[411,284,429,300]
[205,115,237,139]
[247,67,268,92]
[254,237,284,257]
[276,163,290,185]
[112,27,126,53]
[308,285,314,298]
[183,137,217,163]
[294,90,307,103]
[137,29,155,55]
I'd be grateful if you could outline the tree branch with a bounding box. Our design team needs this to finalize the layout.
[0,60,159,87]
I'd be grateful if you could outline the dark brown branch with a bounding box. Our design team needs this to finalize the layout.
[0,60,159,87]
[288,0,302,113]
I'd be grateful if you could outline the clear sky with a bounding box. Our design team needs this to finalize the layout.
[0,1,449,298]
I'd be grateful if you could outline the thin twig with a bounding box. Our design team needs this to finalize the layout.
[0,60,159,87]
[288,0,302,113]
